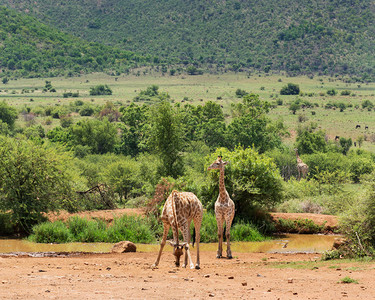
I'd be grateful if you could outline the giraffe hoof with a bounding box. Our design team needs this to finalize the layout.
[227,255,233,259]
[195,265,200,270]
[216,255,222,259]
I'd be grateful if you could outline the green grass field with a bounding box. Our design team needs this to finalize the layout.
[2,71,375,150]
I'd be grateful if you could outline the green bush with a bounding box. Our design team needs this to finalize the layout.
[231,222,266,242]
[199,212,219,243]
[107,215,155,243]
[89,85,112,96]
[30,221,71,243]
[280,83,300,95]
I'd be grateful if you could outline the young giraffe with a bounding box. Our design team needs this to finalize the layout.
[152,190,203,269]
[294,148,309,180]
[208,156,235,259]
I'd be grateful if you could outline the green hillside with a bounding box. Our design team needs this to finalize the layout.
[2,0,375,79]
[0,6,149,77]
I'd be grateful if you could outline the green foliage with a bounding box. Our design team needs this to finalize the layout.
[71,119,118,154]
[228,94,282,153]
[4,1,373,78]
[30,221,72,243]
[89,85,113,96]
[340,180,375,257]
[340,277,359,284]
[148,101,184,178]
[275,218,325,234]
[326,88,337,96]
[348,155,375,183]
[0,136,78,233]
[231,222,266,242]
[362,100,374,110]
[199,212,219,243]
[295,128,327,154]
[280,83,300,95]
[0,101,18,129]
[0,6,147,77]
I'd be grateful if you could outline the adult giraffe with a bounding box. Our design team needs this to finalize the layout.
[152,190,203,269]
[208,156,235,259]
[294,148,309,180]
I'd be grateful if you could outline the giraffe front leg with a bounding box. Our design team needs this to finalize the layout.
[152,223,170,268]
[216,220,223,258]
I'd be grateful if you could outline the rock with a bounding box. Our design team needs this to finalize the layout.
[111,241,136,253]
[242,282,247,286]
[288,278,293,283]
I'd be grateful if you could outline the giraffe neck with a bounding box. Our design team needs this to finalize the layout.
[219,169,228,203]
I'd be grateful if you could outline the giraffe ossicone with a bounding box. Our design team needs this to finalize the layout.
[152,190,203,269]
[208,156,235,259]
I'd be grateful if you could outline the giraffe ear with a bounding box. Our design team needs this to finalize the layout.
[223,161,229,166]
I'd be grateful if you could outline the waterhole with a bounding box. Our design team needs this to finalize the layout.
[0,234,338,255]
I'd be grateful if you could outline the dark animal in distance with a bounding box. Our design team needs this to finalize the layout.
[356,125,361,129]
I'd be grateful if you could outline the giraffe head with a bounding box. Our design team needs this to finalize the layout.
[207,156,228,170]
[168,241,187,267]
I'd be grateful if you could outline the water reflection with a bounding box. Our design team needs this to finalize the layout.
[0,234,338,254]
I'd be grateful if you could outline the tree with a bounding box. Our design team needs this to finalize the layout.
[289,102,301,114]
[228,94,281,152]
[71,119,118,154]
[0,101,18,129]
[148,101,184,178]
[339,137,352,155]
[280,83,300,95]
[89,84,112,96]
[295,129,327,154]
[119,103,149,156]
[0,136,77,233]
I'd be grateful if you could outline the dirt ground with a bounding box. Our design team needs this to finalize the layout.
[1,251,374,299]
[2,210,371,299]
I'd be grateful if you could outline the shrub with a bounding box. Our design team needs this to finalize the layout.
[231,222,265,241]
[280,83,300,95]
[30,221,71,243]
[326,89,337,96]
[89,85,112,96]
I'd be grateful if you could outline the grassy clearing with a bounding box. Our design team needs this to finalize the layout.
[3,72,375,150]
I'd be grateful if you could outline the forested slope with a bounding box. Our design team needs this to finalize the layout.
[0,6,149,77]
[2,0,374,79]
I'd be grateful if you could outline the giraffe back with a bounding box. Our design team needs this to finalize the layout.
[161,191,203,227]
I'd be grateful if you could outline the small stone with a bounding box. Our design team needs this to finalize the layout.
[267,289,272,292]
[106,267,111,271]
[293,292,298,295]
[39,270,47,272]
[228,276,234,279]
[288,278,293,283]
[2,281,8,284]
[209,293,215,297]
[242,282,247,286]
[204,274,210,278]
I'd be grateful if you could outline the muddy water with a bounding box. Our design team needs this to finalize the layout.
[0,234,338,254]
